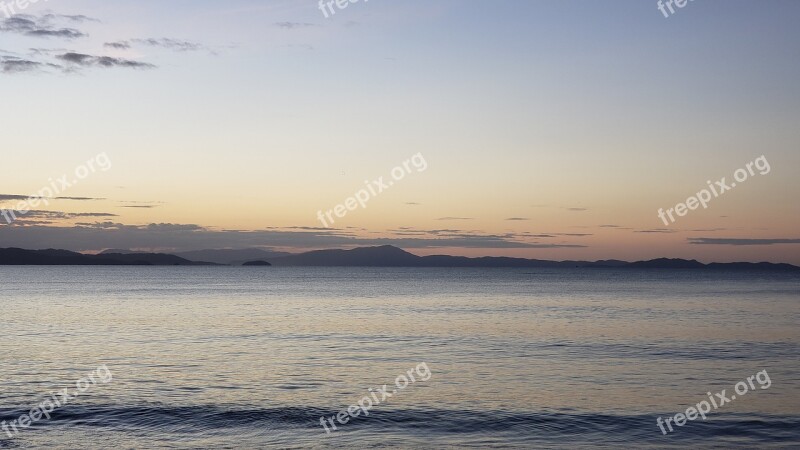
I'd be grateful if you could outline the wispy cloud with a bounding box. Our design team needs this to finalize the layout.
[103,41,131,50]
[0,15,87,39]
[1,14,216,75]
[0,194,34,201]
[56,52,155,69]
[274,22,318,29]
[0,223,589,252]
[0,194,104,201]
[688,238,800,246]
[56,196,105,201]
[131,38,206,52]
[530,205,589,212]
[0,56,54,73]
[41,14,100,24]
[0,210,117,221]
[103,38,213,53]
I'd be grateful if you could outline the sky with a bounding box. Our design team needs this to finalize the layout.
[1,0,799,263]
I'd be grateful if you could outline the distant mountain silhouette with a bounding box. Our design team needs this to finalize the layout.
[96,252,217,266]
[0,248,216,266]
[1,246,797,270]
[270,245,420,267]
[626,258,706,269]
[1,248,111,265]
[706,262,800,271]
[266,246,799,271]
[173,248,292,265]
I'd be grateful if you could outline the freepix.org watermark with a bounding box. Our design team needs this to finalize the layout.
[657,155,770,226]
[318,0,367,19]
[0,152,111,226]
[1,364,112,438]
[0,0,49,19]
[656,369,772,435]
[320,362,432,434]
[316,153,427,228]
[657,0,695,18]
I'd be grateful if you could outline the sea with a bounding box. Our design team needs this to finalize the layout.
[1,267,799,449]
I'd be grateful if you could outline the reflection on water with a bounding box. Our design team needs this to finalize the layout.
[1,267,799,448]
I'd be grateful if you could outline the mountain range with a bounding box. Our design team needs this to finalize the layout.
[0,246,798,271]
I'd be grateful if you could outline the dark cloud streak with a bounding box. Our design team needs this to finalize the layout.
[56,52,155,69]
[0,223,588,252]
[688,238,800,246]
[0,15,87,39]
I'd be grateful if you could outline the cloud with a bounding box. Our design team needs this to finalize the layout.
[41,14,100,24]
[56,52,155,69]
[56,196,105,201]
[4,219,55,227]
[505,217,529,221]
[118,200,164,205]
[0,15,87,39]
[2,16,215,75]
[131,38,206,52]
[0,195,36,201]
[0,210,117,221]
[0,56,45,73]
[28,47,69,56]
[0,223,588,252]
[0,194,103,201]
[3,50,154,74]
[517,233,556,238]
[363,238,585,249]
[70,213,117,217]
[74,221,126,229]
[594,224,633,230]
[530,205,589,212]
[104,41,131,50]
[1,52,62,73]
[274,22,318,29]
[145,223,203,232]
[383,228,589,248]
[102,38,215,54]
[635,229,678,234]
[436,217,474,221]
[688,238,800,246]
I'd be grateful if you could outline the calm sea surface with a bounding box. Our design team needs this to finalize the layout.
[1,267,799,449]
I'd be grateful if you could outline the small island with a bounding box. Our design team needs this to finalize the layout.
[242,260,272,266]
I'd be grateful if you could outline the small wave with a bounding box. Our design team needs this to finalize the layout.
[1,405,798,445]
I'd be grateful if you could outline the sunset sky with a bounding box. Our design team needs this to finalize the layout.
[1,0,799,263]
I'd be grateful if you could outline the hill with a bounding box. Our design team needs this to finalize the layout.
[173,248,293,265]
[0,248,216,266]
[1,246,797,270]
